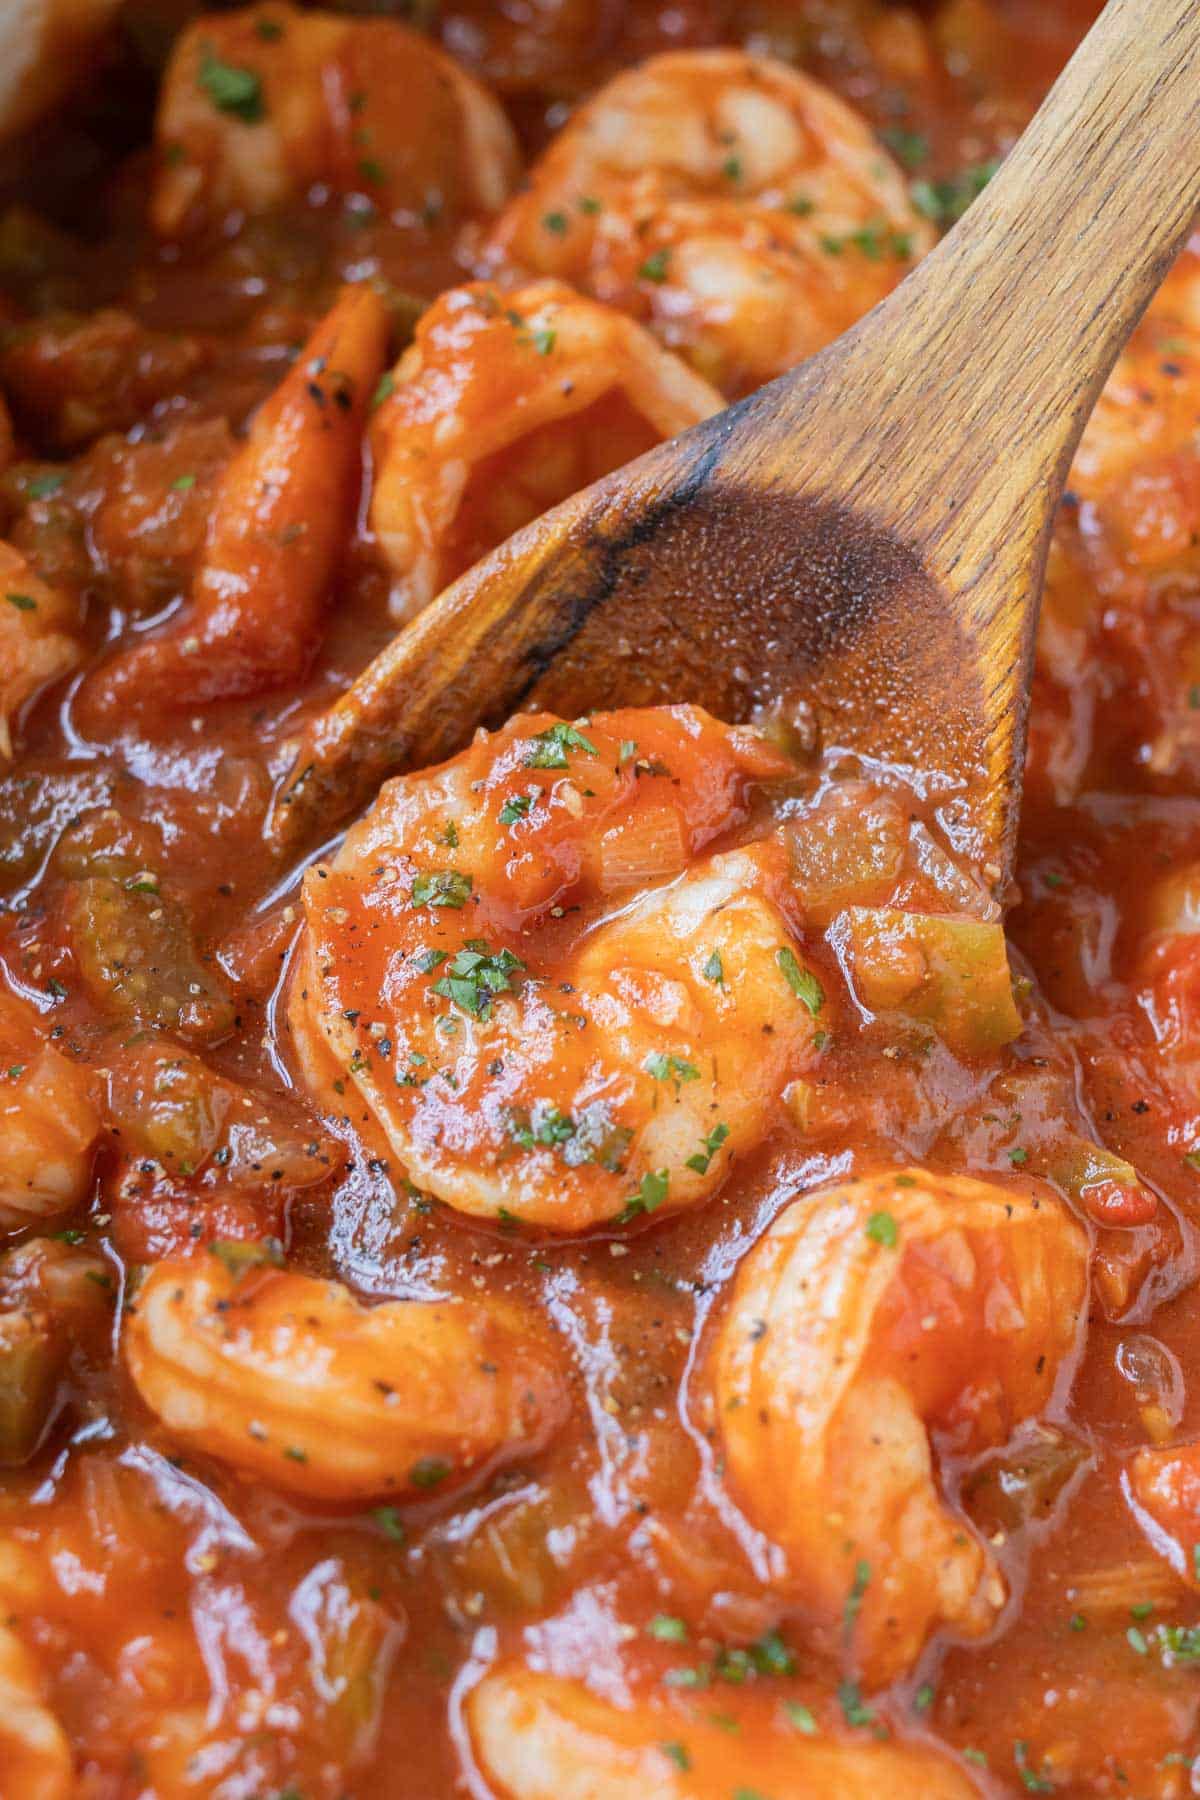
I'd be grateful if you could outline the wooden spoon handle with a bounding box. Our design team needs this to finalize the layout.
[747,0,1200,575]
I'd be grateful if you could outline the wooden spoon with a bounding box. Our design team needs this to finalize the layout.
[270,0,1200,893]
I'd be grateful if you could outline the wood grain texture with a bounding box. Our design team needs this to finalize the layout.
[271,0,1200,890]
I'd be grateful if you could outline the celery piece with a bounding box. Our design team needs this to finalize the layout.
[840,907,1021,1057]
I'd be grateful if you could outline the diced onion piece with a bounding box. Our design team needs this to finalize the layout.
[837,906,1022,1057]
[596,803,687,894]
[785,787,907,920]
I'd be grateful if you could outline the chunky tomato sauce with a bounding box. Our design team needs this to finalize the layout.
[11,2,1200,1797]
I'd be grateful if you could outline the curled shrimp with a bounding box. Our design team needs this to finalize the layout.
[0,986,100,1230]
[82,283,388,715]
[288,705,823,1230]
[1069,255,1200,580]
[369,279,721,621]
[0,1623,71,1800]
[486,49,932,396]
[711,1167,1088,1685]
[152,1,519,237]
[467,1664,981,1799]
[124,1256,569,1502]
[0,542,82,758]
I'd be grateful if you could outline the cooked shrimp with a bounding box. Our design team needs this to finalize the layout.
[485,50,932,395]
[0,542,82,757]
[711,1167,1088,1685]
[468,1665,981,1800]
[289,705,822,1230]
[0,1624,71,1800]
[83,283,387,714]
[152,1,519,237]
[0,986,100,1229]
[124,1257,569,1502]
[1066,256,1200,580]
[369,280,722,621]
[0,0,123,145]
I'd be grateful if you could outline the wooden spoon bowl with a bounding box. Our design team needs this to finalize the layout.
[271,0,1200,894]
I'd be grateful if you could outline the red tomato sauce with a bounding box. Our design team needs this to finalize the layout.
[14,4,1200,1798]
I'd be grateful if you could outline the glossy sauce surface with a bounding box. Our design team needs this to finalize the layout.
[12,4,1200,1798]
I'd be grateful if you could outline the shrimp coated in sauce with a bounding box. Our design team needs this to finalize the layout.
[1068,255,1200,581]
[711,1167,1088,1685]
[152,1,520,237]
[0,986,100,1230]
[0,1623,71,1800]
[290,706,825,1230]
[369,280,722,621]
[0,542,81,758]
[467,1665,981,1799]
[124,1257,569,1502]
[82,283,388,714]
[485,50,932,396]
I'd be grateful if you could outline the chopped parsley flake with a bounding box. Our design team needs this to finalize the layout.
[621,1167,669,1220]
[499,792,536,825]
[1156,1621,1200,1664]
[411,869,473,909]
[198,45,265,122]
[844,1559,870,1634]
[881,126,929,169]
[660,1742,691,1771]
[371,1506,406,1543]
[1014,1742,1055,1793]
[526,722,599,768]
[6,592,36,612]
[432,941,524,1018]
[784,1700,817,1734]
[27,471,65,498]
[644,1051,700,1086]
[702,949,724,987]
[837,1681,874,1728]
[776,947,823,1013]
[507,1099,631,1172]
[649,1614,688,1642]
[865,1210,898,1248]
[638,249,671,283]
[410,1456,451,1489]
[686,1121,729,1176]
